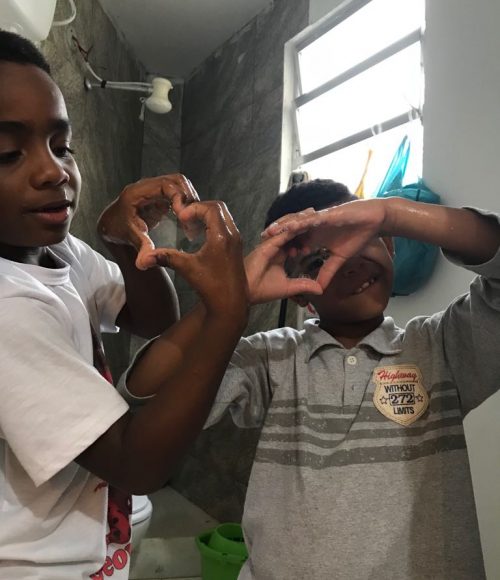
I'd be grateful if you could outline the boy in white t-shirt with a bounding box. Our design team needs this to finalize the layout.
[0,30,250,579]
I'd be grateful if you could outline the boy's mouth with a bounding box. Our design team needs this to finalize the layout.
[34,200,72,212]
[352,276,378,295]
[29,200,72,225]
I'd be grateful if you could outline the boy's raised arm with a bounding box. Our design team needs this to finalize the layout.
[382,198,500,264]
[122,226,325,400]
[76,201,249,495]
[263,197,500,290]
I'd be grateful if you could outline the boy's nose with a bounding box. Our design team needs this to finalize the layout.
[341,256,365,277]
[31,151,69,190]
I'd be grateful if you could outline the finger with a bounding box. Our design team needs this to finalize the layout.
[162,174,200,215]
[258,227,308,256]
[176,203,205,242]
[178,201,238,242]
[121,174,193,210]
[185,178,201,202]
[137,247,190,271]
[134,238,156,270]
[285,278,323,297]
[160,178,189,215]
[162,175,199,215]
[315,254,346,289]
[261,207,317,239]
[127,215,156,254]
[271,207,316,228]
[262,205,345,240]
[138,248,202,278]
[165,174,200,205]
[261,217,312,239]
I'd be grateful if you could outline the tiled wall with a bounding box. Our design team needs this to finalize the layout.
[171,0,309,521]
[41,0,146,379]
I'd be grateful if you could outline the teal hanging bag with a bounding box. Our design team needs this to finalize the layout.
[373,135,411,197]
[375,137,441,296]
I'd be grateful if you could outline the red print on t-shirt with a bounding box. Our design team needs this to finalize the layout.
[90,324,132,579]
[106,487,132,545]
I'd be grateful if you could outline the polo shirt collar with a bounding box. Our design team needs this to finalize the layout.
[303,317,403,362]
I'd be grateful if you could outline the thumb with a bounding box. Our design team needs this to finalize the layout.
[315,255,346,290]
[285,278,323,298]
[128,216,155,253]
[136,247,191,273]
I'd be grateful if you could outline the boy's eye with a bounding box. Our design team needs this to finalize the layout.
[0,150,22,165]
[300,257,325,279]
[286,255,324,279]
[305,258,324,275]
[293,248,332,279]
[53,145,75,158]
[286,248,331,279]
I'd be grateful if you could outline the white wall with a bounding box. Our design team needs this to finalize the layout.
[389,0,500,325]
[421,3,500,578]
[307,1,500,577]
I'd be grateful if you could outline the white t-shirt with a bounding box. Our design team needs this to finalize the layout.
[0,235,130,579]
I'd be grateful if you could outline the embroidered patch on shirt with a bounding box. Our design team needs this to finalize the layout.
[372,364,429,426]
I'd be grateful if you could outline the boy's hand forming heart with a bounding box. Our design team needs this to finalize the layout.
[262,198,391,290]
[98,174,201,270]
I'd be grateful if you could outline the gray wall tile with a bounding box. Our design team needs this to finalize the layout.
[255,0,309,99]
[182,22,256,144]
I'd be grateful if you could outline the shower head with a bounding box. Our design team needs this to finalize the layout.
[82,57,173,120]
[144,78,173,114]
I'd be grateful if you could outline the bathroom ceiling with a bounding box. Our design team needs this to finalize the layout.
[98,0,272,79]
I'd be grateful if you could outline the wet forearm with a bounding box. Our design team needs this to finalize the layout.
[384,198,500,264]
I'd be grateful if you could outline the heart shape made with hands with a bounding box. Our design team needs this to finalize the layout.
[137,200,248,316]
[262,199,389,291]
[135,201,206,270]
[97,174,201,271]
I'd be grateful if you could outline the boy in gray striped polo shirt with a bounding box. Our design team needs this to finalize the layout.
[123,179,500,579]
[209,181,500,580]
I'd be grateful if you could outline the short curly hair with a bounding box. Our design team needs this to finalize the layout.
[264,179,356,227]
[0,29,51,74]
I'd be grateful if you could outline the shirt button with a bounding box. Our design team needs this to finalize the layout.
[347,355,357,366]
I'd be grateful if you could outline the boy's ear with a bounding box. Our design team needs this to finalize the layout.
[382,236,395,257]
[289,294,310,308]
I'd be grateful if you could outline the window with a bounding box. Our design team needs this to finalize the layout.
[283,0,425,195]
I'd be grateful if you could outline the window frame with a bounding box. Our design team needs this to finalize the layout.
[281,0,424,189]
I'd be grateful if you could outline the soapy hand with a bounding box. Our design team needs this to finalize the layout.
[261,198,390,289]
[244,229,323,304]
[140,201,248,316]
[97,174,201,269]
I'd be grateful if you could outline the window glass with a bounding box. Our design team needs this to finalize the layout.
[301,119,423,196]
[298,0,425,94]
[297,42,422,156]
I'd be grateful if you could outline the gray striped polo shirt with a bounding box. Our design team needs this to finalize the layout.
[207,244,500,580]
